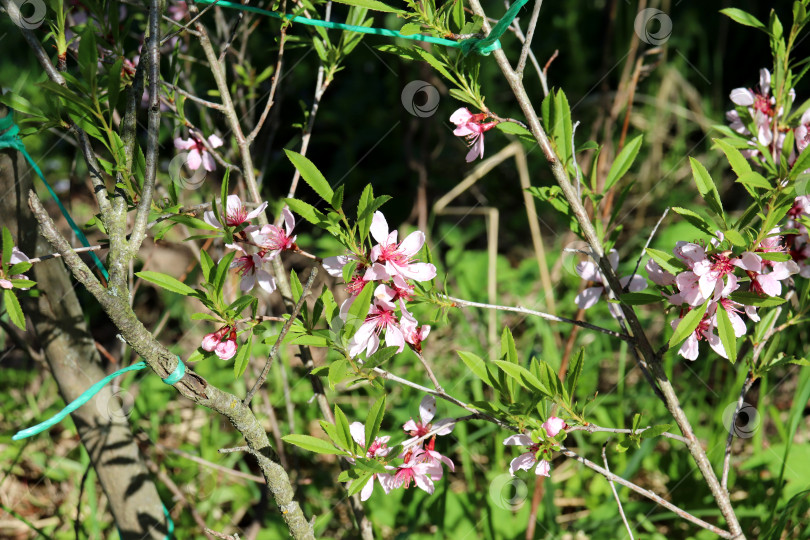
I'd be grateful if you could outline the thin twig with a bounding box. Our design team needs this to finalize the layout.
[26,245,104,263]
[515,0,543,78]
[162,80,226,110]
[442,294,632,341]
[602,445,635,540]
[561,446,733,538]
[630,207,669,281]
[721,371,755,491]
[567,424,688,445]
[414,351,443,392]
[243,267,318,405]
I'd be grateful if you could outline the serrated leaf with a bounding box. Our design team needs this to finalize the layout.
[136,271,196,296]
[3,289,25,330]
[566,348,584,398]
[282,434,349,455]
[496,122,531,136]
[723,229,747,247]
[285,150,334,203]
[286,197,328,226]
[200,250,214,281]
[500,327,518,364]
[736,171,772,190]
[365,395,386,449]
[2,227,12,265]
[347,471,375,497]
[345,282,373,339]
[716,306,738,364]
[669,300,710,348]
[334,405,356,453]
[604,135,642,191]
[364,346,398,368]
[458,351,492,385]
[639,424,673,439]
[671,206,716,236]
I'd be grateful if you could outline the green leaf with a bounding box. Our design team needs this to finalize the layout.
[669,300,710,348]
[233,334,254,377]
[604,135,643,191]
[3,289,25,330]
[500,327,518,363]
[790,144,810,179]
[331,185,345,212]
[493,360,551,396]
[334,405,356,453]
[566,347,584,398]
[720,8,766,30]
[2,227,12,265]
[645,248,686,275]
[286,197,328,226]
[364,346,398,368]
[729,291,787,307]
[9,279,36,288]
[458,351,492,386]
[290,269,303,303]
[212,251,236,299]
[639,424,673,439]
[7,261,32,275]
[347,472,375,497]
[736,171,772,190]
[671,206,717,236]
[689,157,724,217]
[345,282,373,338]
[78,25,98,87]
[285,150,334,203]
[136,271,196,296]
[723,229,747,247]
[713,138,752,177]
[716,306,738,364]
[495,122,531,136]
[200,250,214,282]
[365,395,386,449]
[330,0,404,13]
[282,434,349,455]
[758,251,792,262]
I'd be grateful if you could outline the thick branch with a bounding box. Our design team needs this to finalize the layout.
[29,190,315,540]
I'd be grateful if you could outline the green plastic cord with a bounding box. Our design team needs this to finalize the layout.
[12,357,185,538]
[194,0,530,56]
[0,112,110,281]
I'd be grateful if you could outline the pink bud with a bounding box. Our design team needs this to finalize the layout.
[201,333,220,352]
[215,339,237,360]
[541,416,566,438]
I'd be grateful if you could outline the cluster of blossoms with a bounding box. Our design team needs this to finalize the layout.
[324,211,436,358]
[786,196,810,277]
[646,232,799,360]
[502,416,566,477]
[450,108,499,162]
[0,247,31,290]
[727,68,786,161]
[199,195,297,359]
[352,396,455,500]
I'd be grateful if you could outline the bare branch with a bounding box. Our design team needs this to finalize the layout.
[602,445,635,540]
[515,0,543,78]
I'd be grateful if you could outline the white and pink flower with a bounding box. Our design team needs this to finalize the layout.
[574,250,646,310]
[364,212,436,282]
[204,194,267,228]
[174,133,223,172]
[402,395,455,448]
[450,107,498,162]
[254,208,297,253]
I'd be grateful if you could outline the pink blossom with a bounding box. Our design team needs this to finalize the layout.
[379,449,435,495]
[168,1,188,21]
[201,332,220,352]
[503,434,550,477]
[672,242,739,306]
[795,109,810,155]
[401,315,430,353]
[645,259,676,286]
[174,134,223,171]
[347,422,392,500]
[418,437,454,481]
[347,286,405,357]
[211,329,238,360]
[254,208,297,252]
[450,107,498,162]
[323,254,352,277]
[229,246,276,294]
[204,194,267,228]
[733,252,798,297]
[542,416,566,438]
[671,310,725,361]
[1,246,31,289]
[364,212,436,282]
[402,395,455,447]
[574,250,646,310]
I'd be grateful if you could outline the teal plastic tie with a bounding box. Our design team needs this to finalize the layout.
[0,112,109,281]
[194,0,529,56]
[12,357,185,440]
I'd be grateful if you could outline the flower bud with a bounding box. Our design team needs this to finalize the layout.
[201,332,220,352]
[215,339,237,361]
